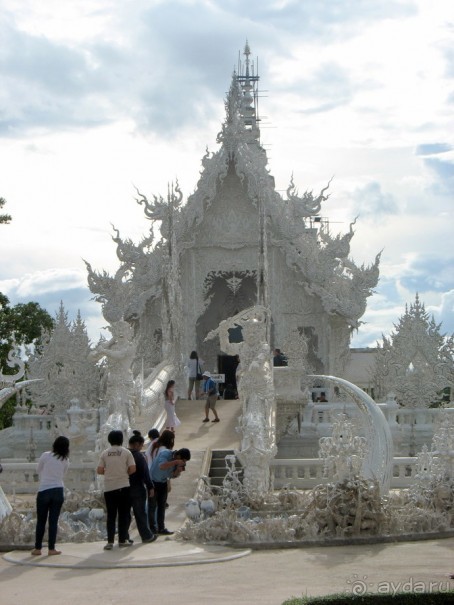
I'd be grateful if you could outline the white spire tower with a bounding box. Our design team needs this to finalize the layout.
[236,41,260,144]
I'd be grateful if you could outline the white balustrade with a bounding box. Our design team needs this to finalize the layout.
[0,462,97,494]
[271,456,418,489]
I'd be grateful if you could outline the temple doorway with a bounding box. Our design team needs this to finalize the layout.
[217,354,240,399]
[196,270,256,370]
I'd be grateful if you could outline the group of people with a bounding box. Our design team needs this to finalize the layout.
[31,427,191,555]
[164,352,221,428]
[97,428,190,550]
[188,351,220,422]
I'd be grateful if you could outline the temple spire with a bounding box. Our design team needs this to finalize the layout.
[236,41,260,143]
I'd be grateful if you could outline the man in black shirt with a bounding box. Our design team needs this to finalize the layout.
[127,431,158,543]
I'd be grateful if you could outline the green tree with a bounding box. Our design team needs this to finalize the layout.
[0,293,54,428]
[0,197,12,224]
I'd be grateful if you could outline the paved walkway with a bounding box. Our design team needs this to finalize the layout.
[1,397,454,604]
[4,540,251,569]
[2,537,453,604]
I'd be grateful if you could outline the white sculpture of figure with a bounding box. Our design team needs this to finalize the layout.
[0,337,38,409]
[207,305,277,497]
[90,319,137,435]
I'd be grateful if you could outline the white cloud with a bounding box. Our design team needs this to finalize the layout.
[428,289,454,334]
[0,268,105,343]
[1,268,85,298]
[351,181,399,218]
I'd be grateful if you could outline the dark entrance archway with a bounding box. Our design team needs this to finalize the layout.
[196,271,256,371]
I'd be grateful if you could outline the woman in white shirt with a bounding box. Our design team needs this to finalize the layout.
[187,350,203,400]
[164,380,181,432]
[31,436,70,556]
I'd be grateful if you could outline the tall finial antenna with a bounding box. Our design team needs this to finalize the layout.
[236,41,261,144]
[244,40,251,77]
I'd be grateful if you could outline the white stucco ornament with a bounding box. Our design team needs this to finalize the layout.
[185,499,201,521]
[312,374,393,494]
[90,319,137,437]
[207,305,276,497]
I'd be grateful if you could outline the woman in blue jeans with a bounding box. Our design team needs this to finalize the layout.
[31,436,70,556]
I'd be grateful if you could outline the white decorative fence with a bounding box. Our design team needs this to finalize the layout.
[0,456,426,495]
[311,402,454,429]
[271,457,418,489]
[291,401,454,457]
[0,462,97,495]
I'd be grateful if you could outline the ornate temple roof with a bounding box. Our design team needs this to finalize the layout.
[373,294,454,405]
[87,44,380,330]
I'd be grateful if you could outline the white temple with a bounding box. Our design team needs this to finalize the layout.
[1,45,453,545]
[85,43,380,383]
[1,46,451,469]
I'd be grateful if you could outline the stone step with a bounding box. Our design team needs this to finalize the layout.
[208,448,243,486]
[209,476,225,487]
[210,458,242,470]
[209,463,243,474]
[211,449,235,459]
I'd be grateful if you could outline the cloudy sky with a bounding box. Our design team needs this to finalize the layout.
[1,0,453,348]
